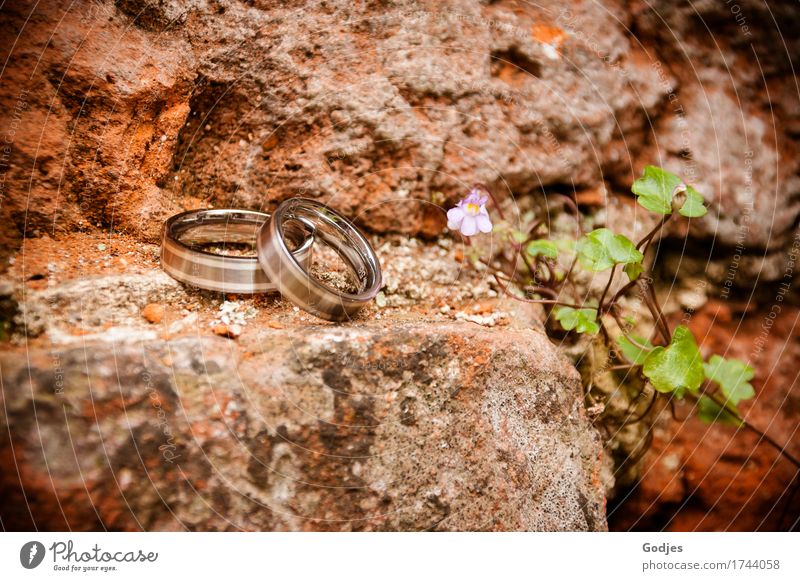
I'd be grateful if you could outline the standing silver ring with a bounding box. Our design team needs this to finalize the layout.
[161,209,314,294]
[257,198,382,321]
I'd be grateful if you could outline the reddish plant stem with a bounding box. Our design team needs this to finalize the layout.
[636,212,674,251]
[516,244,537,279]
[491,272,583,308]
[605,277,639,312]
[555,190,584,236]
[622,389,658,425]
[598,264,618,312]
[638,279,671,343]
[646,281,672,342]
[609,308,657,352]
[688,390,800,470]
[523,219,546,241]
[557,254,579,292]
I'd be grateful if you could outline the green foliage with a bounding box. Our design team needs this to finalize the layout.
[697,395,744,427]
[616,334,654,366]
[631,165,707,218]
[555,307,599,335]
[457,167,762,436]
[623,262,644,282]
[632,165,680,214]
[703,355,755,405]
[526,239,558,259]
[679,187,707,218]
[642,326,704,398]
[576,228,643,272]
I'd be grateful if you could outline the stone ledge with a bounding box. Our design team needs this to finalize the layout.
[0,317,606,531]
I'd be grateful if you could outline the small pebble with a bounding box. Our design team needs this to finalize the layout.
[213,323,241,339]
[142,303,165,324]
[97,243,107,251]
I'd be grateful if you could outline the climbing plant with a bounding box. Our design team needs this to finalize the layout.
[445,166,800,496]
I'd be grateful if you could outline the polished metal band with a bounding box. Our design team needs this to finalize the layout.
[257,198,382,321]
[161,209,314,294]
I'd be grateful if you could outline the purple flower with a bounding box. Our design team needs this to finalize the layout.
[447,190,493,236]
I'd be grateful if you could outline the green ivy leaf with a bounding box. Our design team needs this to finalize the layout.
[679,185,708,218]
[703,355,755,405]
[526,239,558,259]
[555,307,599,335]
[642,325,704,398]
[631,165,707,218]
[624,262,644,281]
[576,228,643,272]
[616,334,655,366]
[697,395,743,427]
[632,166,681,214]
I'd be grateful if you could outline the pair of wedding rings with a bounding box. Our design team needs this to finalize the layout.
[160,199,382,322]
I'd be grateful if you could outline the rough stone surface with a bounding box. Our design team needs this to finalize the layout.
[0,300,605,532]
[0,233,606,531]
[2,0,799,283]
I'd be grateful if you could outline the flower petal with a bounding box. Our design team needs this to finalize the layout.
[460,215,478,236]
[447,207,465,230]
[476,213,493,233]
[464,191,488,207]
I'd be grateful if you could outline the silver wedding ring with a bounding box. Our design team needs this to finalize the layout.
[257,198,382,322]
[161,209,314,294]
[161,201,382,321]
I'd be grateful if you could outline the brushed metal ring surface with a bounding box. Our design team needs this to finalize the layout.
[161,208,314,294]
[257,198,382,321]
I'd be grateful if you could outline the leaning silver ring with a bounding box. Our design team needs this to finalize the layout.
[161,208,314,294]
[256,198,382,321]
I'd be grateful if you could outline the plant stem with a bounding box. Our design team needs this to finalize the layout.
[646,282,672,341]
[605,277,639,311]
[559,254,579,292]
[515,242,537,279]
[523,219,546,240]
[492,272,584,308]
[622,389,658,425]
[689,391,800,470]
[636,213,673,251]
[598,264,617,312]
[555,189,584,236]
[639,279,671,342]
